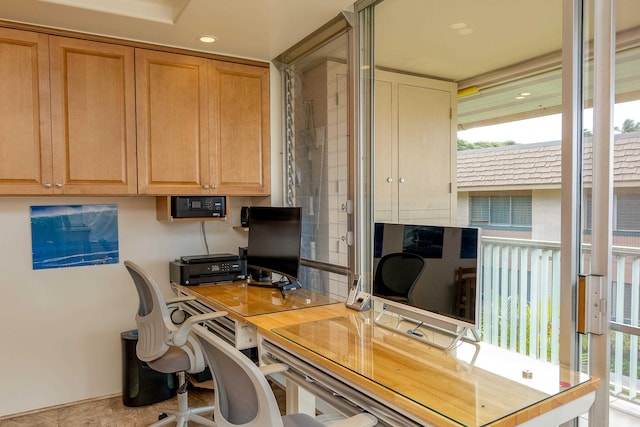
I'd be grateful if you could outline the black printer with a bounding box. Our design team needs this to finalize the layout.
[169,253,245,285]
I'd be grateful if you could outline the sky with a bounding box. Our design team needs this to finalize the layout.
[457,100,640,144]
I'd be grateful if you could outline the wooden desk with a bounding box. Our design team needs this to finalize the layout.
[178,283,599,427]
[176,281,340,319]
[173,281,345,349]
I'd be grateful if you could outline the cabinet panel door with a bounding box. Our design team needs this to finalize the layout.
[210,61,270,195]
[398,83,453,223]
[0,28,52,195]
[136,49,209,195]
[374,79,395,222]
[50,37,136,194]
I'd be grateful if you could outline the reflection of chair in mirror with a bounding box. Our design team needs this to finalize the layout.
[124,260,225,427]
[192,324,378,427]
[455,267,477,319]
[374,253,425,302]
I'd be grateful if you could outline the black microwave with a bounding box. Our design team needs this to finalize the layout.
[171,196,226,218]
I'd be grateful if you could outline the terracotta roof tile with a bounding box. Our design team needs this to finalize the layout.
[457,132,640,189]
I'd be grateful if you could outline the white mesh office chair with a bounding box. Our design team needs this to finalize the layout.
[124,260,227,427]
[191,324,378,427]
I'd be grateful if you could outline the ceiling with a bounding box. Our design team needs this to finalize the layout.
[374,0,640,129]
[0,0,638,129]
[0,0,355,61]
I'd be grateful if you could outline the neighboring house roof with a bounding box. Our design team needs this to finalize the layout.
[457,131,640,191]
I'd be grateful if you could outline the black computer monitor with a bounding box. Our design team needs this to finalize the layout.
[373,222,481,331]
[246,206,302,292]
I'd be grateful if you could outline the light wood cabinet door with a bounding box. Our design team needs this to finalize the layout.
[49,37,137,194]
[397,83,454,223]
[0,28,53,195]
[374,79,395,222]
[210,61,270,195]
[374,71,457,224]
[135,48,209,195]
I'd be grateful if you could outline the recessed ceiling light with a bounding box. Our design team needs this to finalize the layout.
[515,96,526,100]
[450,23,467,30]
[520,92,531,96]
[199,35,217,43]
[458,28,474,35]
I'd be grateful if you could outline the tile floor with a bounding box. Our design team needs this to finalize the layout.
[0,383,286,427]
[0,387,210,427]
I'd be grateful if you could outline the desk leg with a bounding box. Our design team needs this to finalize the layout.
[286,378,316,416]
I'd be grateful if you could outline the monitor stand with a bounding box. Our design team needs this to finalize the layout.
[273,277,302,298]
[248,274,302,298]
[374,304,480,351]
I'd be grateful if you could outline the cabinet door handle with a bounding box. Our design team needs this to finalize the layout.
[387,177,393,183]
[44,182,52,189]
[203,184,210,190]
[55,182,63,188]
[399,177,406,184]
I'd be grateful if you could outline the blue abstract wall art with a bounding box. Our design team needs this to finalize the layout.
[30,204,119,270]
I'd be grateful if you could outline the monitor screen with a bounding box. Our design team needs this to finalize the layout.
[247,207,302,283]
[373,222,481,329]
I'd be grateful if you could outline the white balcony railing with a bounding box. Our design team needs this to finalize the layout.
[479,236,640,402]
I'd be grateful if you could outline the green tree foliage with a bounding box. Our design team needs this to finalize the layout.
[616,118,640,133]
[457,139,517,151]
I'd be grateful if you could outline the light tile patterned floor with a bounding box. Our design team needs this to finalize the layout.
[0,383,286,427]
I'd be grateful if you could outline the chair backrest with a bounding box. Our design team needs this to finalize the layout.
[192,324,284,427]
[124,260,174,362]
[373,253,425,301]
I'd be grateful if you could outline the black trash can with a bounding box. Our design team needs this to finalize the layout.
[121,330,178,407]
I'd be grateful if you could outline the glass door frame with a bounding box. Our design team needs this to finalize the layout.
[579,0,615,426]
[354,0,616,425]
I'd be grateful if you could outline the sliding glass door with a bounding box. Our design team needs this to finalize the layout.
[361,0,566,364]
[357,0,640,425]
[581,0,640,425]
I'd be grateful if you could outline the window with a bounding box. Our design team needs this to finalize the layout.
[616,194,640,232]
[586,193,640,233]
[470,195,532,229]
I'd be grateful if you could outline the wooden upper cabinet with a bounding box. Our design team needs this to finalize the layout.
[135,48,209,195]
[210,61,270,195]
[0,25,269,197]
[49,36,137,194]
[136,49,270,195]
[0,28,53,195]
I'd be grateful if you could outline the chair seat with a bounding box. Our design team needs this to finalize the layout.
[147,343,191,374]
[282,413,325,427]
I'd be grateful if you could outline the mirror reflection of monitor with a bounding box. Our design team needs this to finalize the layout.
[373,222,481,338]
[246,207,302,289]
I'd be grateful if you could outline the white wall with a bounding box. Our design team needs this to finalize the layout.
[0,196,252,417]
[532,189,561,241]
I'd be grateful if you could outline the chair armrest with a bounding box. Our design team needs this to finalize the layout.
[326,413,378,427]
[166,295,196,305]
[171,311,229,346]
[259,363,289,377]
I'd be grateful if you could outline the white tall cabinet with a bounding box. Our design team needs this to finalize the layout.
[374,70,457,225]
